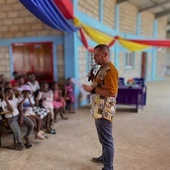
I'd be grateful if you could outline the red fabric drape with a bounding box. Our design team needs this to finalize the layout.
[79,28,94,52]
[108,39,116,47]
[53,0,74,19]
[79,29,117,52]
[79,28,88,49]
[129,39,170,47]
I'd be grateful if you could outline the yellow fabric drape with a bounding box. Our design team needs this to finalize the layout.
[82,24,113,44]
[118,38,149,51]
[74,17,150,51]
[74,17,81,27]
[74,17,113,44]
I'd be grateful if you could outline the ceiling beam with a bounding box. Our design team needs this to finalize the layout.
[139,0,170,12]
[155,9,170,18]
[117,0,129,4]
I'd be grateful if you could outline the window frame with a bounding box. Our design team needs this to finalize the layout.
[124,52,135,69]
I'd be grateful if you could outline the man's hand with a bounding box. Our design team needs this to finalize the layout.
[82,84,94,93]
[87,72,94,78]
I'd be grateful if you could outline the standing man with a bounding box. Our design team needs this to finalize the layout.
[82,44,118,170]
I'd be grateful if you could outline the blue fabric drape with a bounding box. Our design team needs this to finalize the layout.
[19,0,78,32]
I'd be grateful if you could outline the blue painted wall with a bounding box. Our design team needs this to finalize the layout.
[75,0,158,83]
[64,0,80,109]
[152,19,158,80]
[64,31,79,109]
[0,0,161,108]
[74,0,152,106]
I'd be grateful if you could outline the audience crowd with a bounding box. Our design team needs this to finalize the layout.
[0,72,75,150]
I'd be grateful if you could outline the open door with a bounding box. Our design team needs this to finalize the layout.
[141,52,147,78]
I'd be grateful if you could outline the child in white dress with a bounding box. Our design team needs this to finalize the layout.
[37,82,56,134]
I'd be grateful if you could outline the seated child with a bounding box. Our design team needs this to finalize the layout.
[64,78,75,113]
[51,82,68,120]
[27,74,40,93]
[19,85,45,140]
[1,87,34,150]
[37,82,56,134]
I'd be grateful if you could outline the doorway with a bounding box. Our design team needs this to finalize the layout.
[12,42,53,82]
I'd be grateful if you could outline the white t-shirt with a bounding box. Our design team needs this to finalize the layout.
[19,96,35,116]
[16,86,24,93]
[1,98,19,118]
[27,81,40,93]
[37,90,54,109]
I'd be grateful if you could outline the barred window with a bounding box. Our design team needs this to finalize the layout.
[125,52,135,69]
[87,52,98,76]
[88,52,95,70]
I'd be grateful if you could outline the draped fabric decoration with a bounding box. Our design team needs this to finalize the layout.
[19,0,78,32]
[119,37,149,51]
[75,17,170,52]
[53,0,74,19]
[74,18,116,52]
[129,39,170,47]
[82,24,113,44]
[74,18,150,52]
[19,0,170,52]
[79,28,88,49]
[79,28,94,52]
[79,29,116,52]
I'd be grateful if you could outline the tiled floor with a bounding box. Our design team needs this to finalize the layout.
[0,77,170,170]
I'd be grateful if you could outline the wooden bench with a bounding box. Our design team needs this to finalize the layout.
[0,111,16,149]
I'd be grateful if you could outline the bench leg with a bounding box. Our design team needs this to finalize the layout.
[0,133,1,147]
[136,103,138,113]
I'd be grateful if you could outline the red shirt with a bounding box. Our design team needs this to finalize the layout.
[10,79,17,87]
